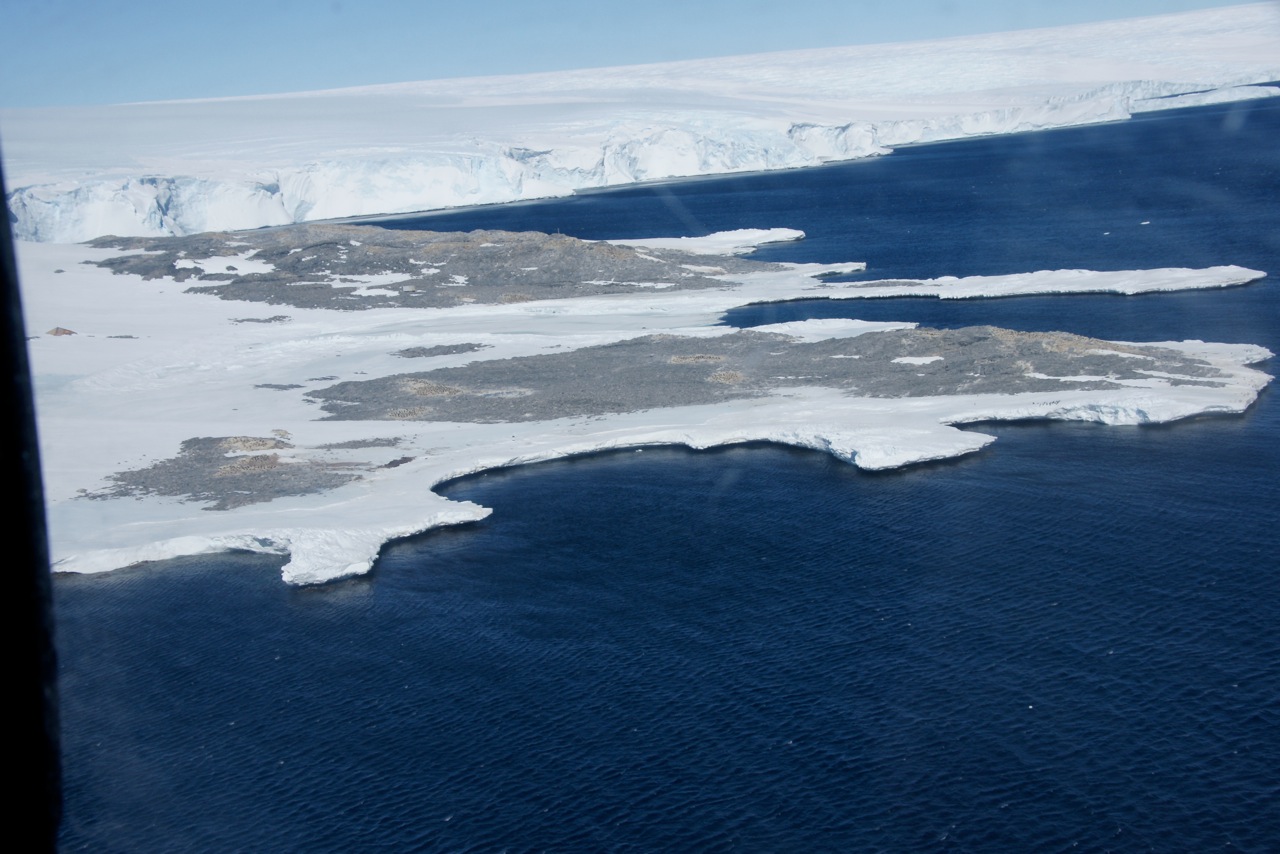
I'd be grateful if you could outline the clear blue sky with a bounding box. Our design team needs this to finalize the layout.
[0,0,1258,108]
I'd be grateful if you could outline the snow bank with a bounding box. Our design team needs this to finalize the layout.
[4,4,1279,243]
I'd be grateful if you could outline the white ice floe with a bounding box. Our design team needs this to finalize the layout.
[4,5,1279,243]
[606,228,807,256]
[16,236,1273,584]
[807,266,1266,299]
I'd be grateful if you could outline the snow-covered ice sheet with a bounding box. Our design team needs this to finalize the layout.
[16,233,1272,584]
[4,4,1279,242]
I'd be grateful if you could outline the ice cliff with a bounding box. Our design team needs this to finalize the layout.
[4,4,1279,243]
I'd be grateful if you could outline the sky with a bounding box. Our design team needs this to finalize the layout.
[0,0,1262,108]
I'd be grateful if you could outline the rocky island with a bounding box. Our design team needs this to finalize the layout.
[17,224,1272,584]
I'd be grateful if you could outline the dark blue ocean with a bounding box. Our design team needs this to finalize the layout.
[56,101,1280,851]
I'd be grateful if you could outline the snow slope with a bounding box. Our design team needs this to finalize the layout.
[4,4,1279,243]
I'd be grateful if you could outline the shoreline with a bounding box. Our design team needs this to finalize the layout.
[17,225,1272,584]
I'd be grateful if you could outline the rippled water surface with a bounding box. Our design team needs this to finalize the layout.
[56,101,1280,851]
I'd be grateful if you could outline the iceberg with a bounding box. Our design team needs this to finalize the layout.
[4,4,1279,243]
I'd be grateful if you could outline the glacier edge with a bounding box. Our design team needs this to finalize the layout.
[7,77,1278,244]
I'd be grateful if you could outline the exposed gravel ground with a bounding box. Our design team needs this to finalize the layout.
[87,224,774,309]
[94,436,368,510]
[313,326,1227,423]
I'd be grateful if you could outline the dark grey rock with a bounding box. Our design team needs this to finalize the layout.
[394,343,490,358]
[93,436,364,511]
[316,437,403,450]
[87,224,779,310]
[310,325,1227,423]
